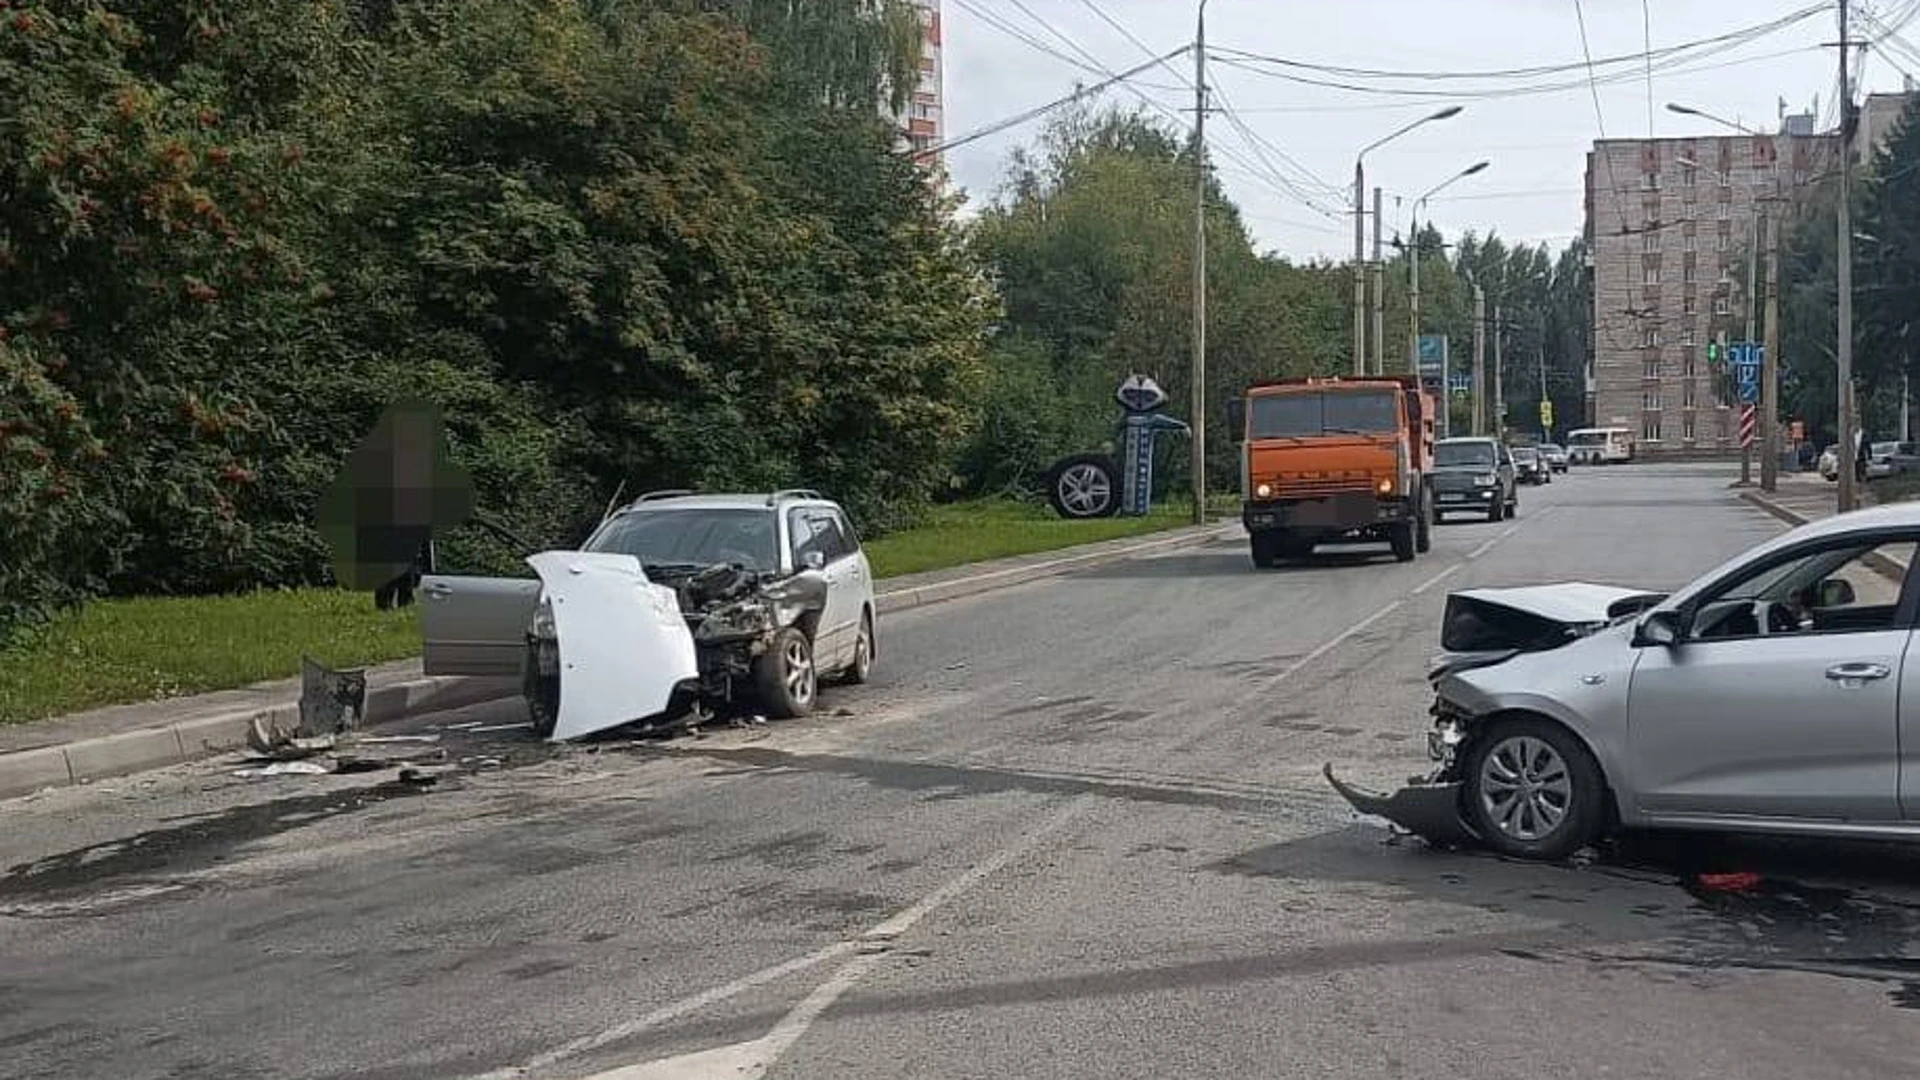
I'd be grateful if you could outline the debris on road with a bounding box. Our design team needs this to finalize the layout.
[246,715,337,761]
[234,761,332,779]
[357,734,443,745]
[1695,871,1765,893]
[1323,764,1474,848]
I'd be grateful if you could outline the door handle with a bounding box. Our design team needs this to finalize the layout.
[424,583,453,600]
[1825,662,1892,682]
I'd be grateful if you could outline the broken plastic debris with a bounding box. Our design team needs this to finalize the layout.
[1694,871,1764,893]
[357,734,442,744]
[234,761,333,778]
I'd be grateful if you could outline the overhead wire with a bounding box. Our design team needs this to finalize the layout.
[947,0,1188,92]
[917,48,1191,158]
[1073,0,1194,90]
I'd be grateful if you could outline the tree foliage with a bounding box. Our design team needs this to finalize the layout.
[0,0,982,642]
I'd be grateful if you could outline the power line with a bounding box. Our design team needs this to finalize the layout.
[1073,0,1193,89]
[1005,0,1111,76]
[1209,7,1825,84]
[1573,0,1632,241]
[947,0,1188,93]
[917,48,1192,158]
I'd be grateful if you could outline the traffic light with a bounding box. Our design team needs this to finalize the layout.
[1706,341,1720,368]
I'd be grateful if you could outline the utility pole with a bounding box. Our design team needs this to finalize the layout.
[1190,3,1209,526]
[1408,220,1421,375]
[1837,0,1858,512]
[1472,285,1487,434]
[1493,303,1506,438]
[1538,336,1548,441]
[1353,162,1367,374]
[1761,208,1781,491]
[1371,186,1385,375]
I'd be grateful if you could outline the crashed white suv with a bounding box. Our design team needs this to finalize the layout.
[421,490,877,740]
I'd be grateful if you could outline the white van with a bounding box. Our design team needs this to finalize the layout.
[1566,426,1634,465]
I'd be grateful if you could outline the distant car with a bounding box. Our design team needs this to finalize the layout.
[1867,441,1917,479]
[1511,446,1549,486]
[1430,437,1518,522]
[1820,445,1840,481]
[1539,444,1569,473]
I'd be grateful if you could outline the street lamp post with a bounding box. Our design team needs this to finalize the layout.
[1354,106,1464,375]
[1669,102,1789,493]
[1190,0,1211,526]
[1408,161,1490,388]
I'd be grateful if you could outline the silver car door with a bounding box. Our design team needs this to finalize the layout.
[420,574,542,677]
[1627,537,1914,821]
[815,509,865,667]
[528,551,698,741]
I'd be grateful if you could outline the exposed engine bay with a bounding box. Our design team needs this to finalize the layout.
[1324,583,1665,847]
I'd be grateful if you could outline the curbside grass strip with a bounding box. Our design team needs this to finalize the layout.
[1,522,1233,800]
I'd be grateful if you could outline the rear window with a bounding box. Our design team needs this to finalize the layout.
[1248,390,1399,438]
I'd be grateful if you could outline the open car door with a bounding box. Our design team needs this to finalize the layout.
[420,573,542,677]
[529,551,698,741]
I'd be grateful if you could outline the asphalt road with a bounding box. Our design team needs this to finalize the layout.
[5,463,1918,1080]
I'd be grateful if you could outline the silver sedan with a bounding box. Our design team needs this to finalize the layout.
[1331,502,1920,860]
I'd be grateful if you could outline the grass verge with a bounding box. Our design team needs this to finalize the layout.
[1,497,1220,725]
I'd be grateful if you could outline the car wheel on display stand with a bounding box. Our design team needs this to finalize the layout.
[1044,454,1120,519]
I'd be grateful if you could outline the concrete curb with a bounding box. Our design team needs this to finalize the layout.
[1739,489,1907,583]
[1,522,1234,800]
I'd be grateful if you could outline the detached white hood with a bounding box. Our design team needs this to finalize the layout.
[529,551,699,741]
[1441,582,1664,654]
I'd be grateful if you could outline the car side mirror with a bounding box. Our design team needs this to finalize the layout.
[801,550,825,571]
[1225,397,1246,444]
[1817,578,1856,607]
[1632,609,1684,647]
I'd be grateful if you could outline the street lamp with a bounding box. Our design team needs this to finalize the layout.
[1353,105,1464,374]
[1190,0,1213,526]
[1406,161,1490,430]
[1670,100,1800,497]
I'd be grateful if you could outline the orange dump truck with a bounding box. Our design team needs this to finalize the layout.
[1226,374,1436,567]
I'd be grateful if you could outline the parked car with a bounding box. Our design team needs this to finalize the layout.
[1539,444,1570,473]
[1430,437,1518,522]
[1819,444,1840,481]
[420,490,877,740]
[1328,502,1920,860]
[1866,441,1918,479]
[1511,445,1549,486]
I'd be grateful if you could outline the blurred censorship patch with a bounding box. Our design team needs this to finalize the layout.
[317,400,474,590]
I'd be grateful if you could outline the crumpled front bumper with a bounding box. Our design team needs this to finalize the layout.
[1323,715,1476,847]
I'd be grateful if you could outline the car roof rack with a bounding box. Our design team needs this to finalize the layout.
[633,489,696,503]
[767,488,824,505]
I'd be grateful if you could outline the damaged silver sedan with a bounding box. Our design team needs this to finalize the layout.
[1330,505,1920,860]
[420,490,877,741]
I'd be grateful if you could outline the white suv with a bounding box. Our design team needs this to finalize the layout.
[421,490,877,740]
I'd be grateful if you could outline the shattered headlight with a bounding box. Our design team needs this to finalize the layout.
[529,594,557,641]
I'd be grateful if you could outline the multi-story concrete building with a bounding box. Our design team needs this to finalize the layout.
[1581,89,1915,453]
[899,0,944,162]
[1583,118,1835,452]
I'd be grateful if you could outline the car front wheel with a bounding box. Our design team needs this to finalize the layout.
[840,612,875,685]
[754,627,817,718]
[1462,718,1606,861]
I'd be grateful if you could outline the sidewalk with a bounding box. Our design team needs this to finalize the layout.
[0,519,1235,799]
[1737,469,1864,527]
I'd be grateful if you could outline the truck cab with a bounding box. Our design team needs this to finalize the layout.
[1227,375,1436,567]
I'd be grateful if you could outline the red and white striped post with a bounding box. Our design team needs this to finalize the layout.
[1739,404,1757,449]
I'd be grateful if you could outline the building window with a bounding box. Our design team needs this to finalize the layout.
[1683,233,1697,252]
[1644,267,1661,285]
[1794,168,1809,187]
[1717,202,1732,219]
[1644,389,1662,410]
[1684,265,1698,284]
[1643,412,1662,440]
[1644,355,1660,378]
[1643,232,1661,253]
[1643,170,1660,190]
[1683,380,1696,408]
[1642,327,1660,347]
[1715,295,1732,315]
[1685,348,1697,375]
[1684,296,1697,314]
[1684,412,1697,440]
[1716,233,1730,252]
[1682,167,1697,187]
[1719,262,1733,282]
[1681,326,1696,346]
[1719,170,1732,187]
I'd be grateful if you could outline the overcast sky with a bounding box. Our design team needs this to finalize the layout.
[940,1,1920,260]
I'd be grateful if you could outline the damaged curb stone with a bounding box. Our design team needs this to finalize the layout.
[0,521,1233,800]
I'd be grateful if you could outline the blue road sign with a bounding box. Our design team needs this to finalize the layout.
[1732,342,1763,404]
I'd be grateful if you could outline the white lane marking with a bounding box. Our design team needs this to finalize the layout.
[1252,599,1403,695]
[1411,562,1462,596]
[506,799,1095,1080]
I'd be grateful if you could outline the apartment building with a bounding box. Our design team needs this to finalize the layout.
[1581,89,1915,453]
[899,0,945,162]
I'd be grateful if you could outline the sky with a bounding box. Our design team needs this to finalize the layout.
[938,0,1920,261]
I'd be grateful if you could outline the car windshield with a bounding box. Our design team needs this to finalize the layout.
[1248,390,1399,438]
[1873,442,1901,456]
[1569,431,1609,447]
[1435,441,1496,467]
[1513,448,1538,461]
[586,507,779,573]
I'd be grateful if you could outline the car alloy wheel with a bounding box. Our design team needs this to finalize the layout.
[783,637,816,707]
[1462,718,1606,861]
[1478,735,1571,841]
